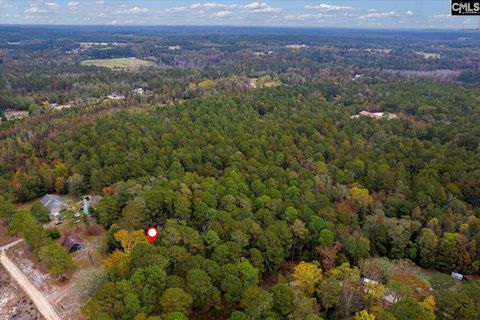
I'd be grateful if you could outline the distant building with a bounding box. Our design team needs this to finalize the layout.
[168,45,181,50]
[352,74,363,81]
[49,103,72,110]
[133,88,144,95]
[451,272,463,280]
[40,194,69,219]
[3,110,29,121]
[351,111,398,120]
[108,93,126,100]
[79,42,108,49]
[62,235,85,252]
[286,44,308,49]
[361,277,398,306]
[362,278,379,285]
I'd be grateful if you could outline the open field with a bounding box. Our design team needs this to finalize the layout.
[416,51,441,59]
[80,57,154,70]
[15,197,40,212]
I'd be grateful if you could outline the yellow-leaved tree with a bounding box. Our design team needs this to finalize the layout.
[114,229,149,253]
[293,261,323,296]
[103,229,150,272]
[354,310,376,320]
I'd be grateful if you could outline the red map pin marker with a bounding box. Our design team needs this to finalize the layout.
[146,227,158,243]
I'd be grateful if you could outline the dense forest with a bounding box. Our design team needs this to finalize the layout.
[1,85,479,319]
[0,26,479,320]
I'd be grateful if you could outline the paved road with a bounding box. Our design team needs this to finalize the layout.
[0,240,62,320]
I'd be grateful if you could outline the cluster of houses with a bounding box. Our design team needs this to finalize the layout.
[107,93,126,100]
[253,50,275,57]
[107,88,144,100]
[1,87,147,122]
[351,111,398,120]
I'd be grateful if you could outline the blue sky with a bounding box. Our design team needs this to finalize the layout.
[0,0,477,29]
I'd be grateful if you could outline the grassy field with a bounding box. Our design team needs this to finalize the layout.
[416,51,441,59]
[15,197,39,211]
[80,57,154,70]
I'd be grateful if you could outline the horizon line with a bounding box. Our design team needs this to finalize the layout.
[1,23,479,32]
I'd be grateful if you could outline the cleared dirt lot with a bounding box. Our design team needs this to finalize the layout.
[0,264,44,320]
[0,224,18,247]
[3,222,105,320]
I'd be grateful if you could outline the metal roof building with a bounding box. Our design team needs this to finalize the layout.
[40,194,69,218]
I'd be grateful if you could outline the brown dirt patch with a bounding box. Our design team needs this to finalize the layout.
[0,265,44,320]
[6,221,106,319]
[0,224,19,247]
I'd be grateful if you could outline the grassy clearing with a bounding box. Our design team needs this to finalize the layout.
[416,51,441,59]
[80,57,154,70]
[15,197,40,211]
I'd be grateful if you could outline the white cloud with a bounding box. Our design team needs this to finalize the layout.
[244,2,281,13]
[214,10,232,18]
[96,0,105,3]
[67,1,79,7]
[433,14,452,19]
[405,10,414,16]
[191,3,236,9]
[305,3,353,11]
[45,2,57,6]
[164,6,189,14]
[284,13,323,21]
[360,11,397,19]
[0,0,13,8]
[25,6,47,13]
[127,6,150,14]
[368,8,376,12]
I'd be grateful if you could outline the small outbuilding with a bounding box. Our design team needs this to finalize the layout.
[62,235,85,252]
[451,272,463,281]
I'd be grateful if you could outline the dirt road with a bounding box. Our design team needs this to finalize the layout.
[0,240,62,320]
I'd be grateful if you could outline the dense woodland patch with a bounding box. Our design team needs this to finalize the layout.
[1,85,479,319]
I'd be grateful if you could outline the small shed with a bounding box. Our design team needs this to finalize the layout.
[451,272,463,281]
[62,235,85,252]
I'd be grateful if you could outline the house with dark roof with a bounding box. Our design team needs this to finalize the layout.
[62,235,85,252]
